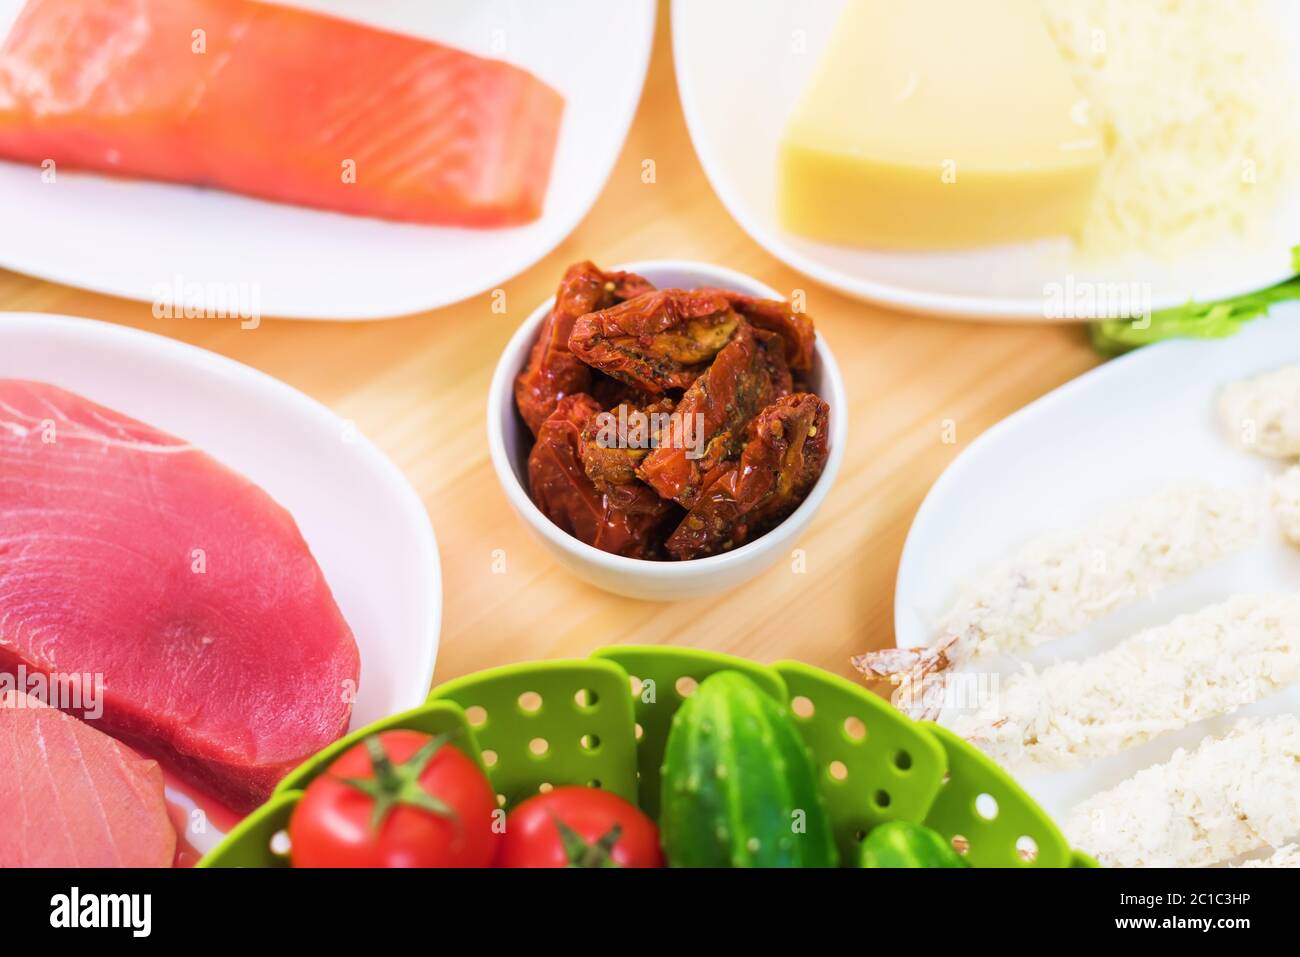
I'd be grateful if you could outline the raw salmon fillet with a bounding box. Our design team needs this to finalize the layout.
[0,380,360,810]
[0,693,176,867]
[0,0,565,226]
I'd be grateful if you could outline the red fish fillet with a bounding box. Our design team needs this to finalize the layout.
[0,0,565,226]
[0,380,360,810]
[0,693,176,867]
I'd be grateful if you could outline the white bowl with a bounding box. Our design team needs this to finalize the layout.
[487,260,847,600]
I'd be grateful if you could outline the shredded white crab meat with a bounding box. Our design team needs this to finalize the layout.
[1235,844,1300,869]
[945,594,1300,771]
[1065,715,1300,868]
[1270,466,1300,546]
[1219,364,1300,460]
[934,482,1258,663]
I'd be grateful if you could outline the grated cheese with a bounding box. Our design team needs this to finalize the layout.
[946,594,1300,771]
[1039,0,1299,260]
[1066,715,1300,868]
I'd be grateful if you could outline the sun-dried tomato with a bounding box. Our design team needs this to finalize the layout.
[568,289,741,392]
[665,394,830,560]
[527,394,675,558]
[580,396,677,490]
[515,262,655,435]
[637,323,790,508]
[516,263,831,562]
[706,290,816,371]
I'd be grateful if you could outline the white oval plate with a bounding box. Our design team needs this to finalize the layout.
[0,313,440,843]
[894,304,1300,828]
[0,0,655,320]
[673,0,1300,320]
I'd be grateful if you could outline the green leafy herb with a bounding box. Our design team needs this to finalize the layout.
[1090,246,1300,357]
[338,733,459,832]
[551,814,624,868]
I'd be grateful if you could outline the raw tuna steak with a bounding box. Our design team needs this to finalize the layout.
[0,380,360,810]
[0,692,176,867]
[0,0,565,226]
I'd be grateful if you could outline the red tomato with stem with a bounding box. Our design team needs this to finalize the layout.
[496,786,663,868]
[289,730,500,868]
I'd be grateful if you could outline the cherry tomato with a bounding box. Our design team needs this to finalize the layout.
[496,786,663,868]
[289,730,500,868]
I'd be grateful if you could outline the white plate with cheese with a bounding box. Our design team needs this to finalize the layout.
[674,0,1300,321]
[891,307,1300,863]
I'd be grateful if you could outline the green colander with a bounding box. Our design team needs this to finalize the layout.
[773,660,946,863]
[429,658,638,807]
[200,646,1082,868]
[920,723,1071,868]
[591,645,787,819]
[200,699,474,868]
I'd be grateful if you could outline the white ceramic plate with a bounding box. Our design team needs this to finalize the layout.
[0,313,440,845]
[0,0,655,319]
[894,305,1300,834]
[673,0,1300,320]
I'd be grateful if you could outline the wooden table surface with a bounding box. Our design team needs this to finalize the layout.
[0,2,1101,690]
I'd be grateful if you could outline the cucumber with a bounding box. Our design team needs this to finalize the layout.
[659,671,838,867]
[858,820,969,868]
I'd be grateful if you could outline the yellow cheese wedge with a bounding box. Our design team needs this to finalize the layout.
[778,0,1103,250]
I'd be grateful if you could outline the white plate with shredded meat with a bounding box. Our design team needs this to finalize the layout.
[881,305,1300,866]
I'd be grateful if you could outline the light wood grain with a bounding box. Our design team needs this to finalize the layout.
[0,2,1101,688]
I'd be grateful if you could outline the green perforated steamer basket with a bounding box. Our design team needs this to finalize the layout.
[200,646,1099,868]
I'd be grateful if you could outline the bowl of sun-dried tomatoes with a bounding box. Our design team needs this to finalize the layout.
[488,260,846,600]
